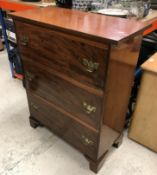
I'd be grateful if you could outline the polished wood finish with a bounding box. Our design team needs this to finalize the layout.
[11,7,150,173]
[129,54,157,153]
[28,93,98,159]
[24,59,103,130]
[103,36,143,133]
[11,7,150,44]
[15,20,108,89]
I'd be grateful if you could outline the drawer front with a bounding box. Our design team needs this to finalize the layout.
[24,60,103,129]
[15,21,108,89]
[27,92,98,159]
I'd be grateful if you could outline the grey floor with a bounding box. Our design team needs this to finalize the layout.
[0,50,157,175]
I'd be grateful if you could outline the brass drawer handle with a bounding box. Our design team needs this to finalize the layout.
[82,135,94,146]
[20,36,29,46]
[30,102,38,110]
[82,58,99,73]
[25,71,34,81]
[83,102,96,114]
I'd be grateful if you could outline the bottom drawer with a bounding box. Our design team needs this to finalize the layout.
[27,92,98,160]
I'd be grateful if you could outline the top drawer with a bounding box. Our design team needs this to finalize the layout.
[15,21,108,89]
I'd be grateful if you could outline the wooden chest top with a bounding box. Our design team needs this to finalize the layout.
[10,7,150,44]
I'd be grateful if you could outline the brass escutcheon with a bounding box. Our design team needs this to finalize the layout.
[83,102,96,114]
[82,58,99,73]
[82,135,94,146]
[21,36,29,46]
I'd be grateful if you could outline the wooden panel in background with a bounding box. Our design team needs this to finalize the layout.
[129,71,157,152]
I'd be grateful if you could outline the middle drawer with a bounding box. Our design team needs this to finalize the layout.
[24,60,103,129]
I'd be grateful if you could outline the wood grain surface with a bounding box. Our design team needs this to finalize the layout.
[28,92,99,159]
[15,20,108,89]
[23,60,103,130]
[12,7,148,172]
[103,36,142,133]
[10,7,150,44]
[141,52,157,74]
[129,71,157,152]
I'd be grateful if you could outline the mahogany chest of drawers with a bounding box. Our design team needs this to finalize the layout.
[11,7,150,173]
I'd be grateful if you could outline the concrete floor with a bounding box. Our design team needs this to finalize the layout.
[0,50,157,175]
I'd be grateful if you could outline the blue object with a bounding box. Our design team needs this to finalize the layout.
[0,9,14,77]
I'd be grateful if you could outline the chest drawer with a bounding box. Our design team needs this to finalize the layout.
[15,21,108,89]
[24,60,103,129]
[28,92,98,160]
